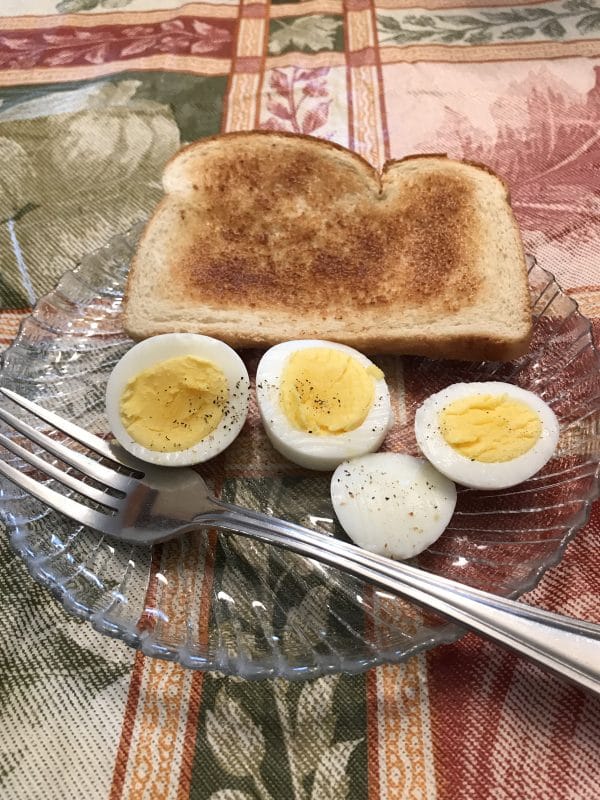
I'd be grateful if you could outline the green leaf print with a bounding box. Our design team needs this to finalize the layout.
[480,9,528,22]
[500,25,536,38]
[269,16,342,55]
[0,80,180,302]
[378,1,600,45]
[445,14,489,25]
[0,139,36,223]
[283,586,330,651]
[521,7,556,17]
[56,0,132,10]
[541,17,567,36]
[577,11,600,30]
[404,14,436,26]
[56,0,99,10]
[199,674,365,800]
[206,688,266,779]
[377,14,402,30]
[310,740,362,800]
[440,29,468,42]
[0,537,132,786]
[465,29,494,43]
[293,675,340,774]
[563,0,595,10]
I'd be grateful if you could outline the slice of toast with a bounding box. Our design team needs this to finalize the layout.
[123,132,531,361]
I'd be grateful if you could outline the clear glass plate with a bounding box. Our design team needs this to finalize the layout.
[1,225,599,679]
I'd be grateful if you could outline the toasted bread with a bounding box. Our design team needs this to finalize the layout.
[123,132,531,361]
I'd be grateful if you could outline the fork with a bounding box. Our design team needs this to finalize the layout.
[1,386,599,695]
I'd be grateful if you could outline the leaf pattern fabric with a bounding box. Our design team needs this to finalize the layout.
[1,2,600,800]
[377,0,600,45]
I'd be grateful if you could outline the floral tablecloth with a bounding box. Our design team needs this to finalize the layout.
[1,1,600,799]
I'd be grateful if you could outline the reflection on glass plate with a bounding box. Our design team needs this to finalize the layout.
[0,225,599,679]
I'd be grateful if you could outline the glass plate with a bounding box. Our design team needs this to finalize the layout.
[1,225,599,679]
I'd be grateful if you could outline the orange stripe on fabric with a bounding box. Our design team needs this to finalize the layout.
[0,56,231,87]
[364,587,382,800]
[570,290,600,318]
[347,9,374,51]
[175,531,217,800]
[222,0,265,130]
[377,0,551,7]
[0,309,29,349]
[366,667,382,800]
[0,4,240,29]
[270,0,343,15]
[254,0,272,127]
[122,529,217,798]
[109,546,163,800]
[370,596,436,798]
[176,674,206,800]
[108,651,147,800]
[267,50,348,69]
[378,38,600,62]
[341,3,387,165]
[352,63,384,165]
[227,71,261,129]
[0,1,341,29]
[124,663,191,799]
[237,16,266,58]
[377,660,432,798]
[0,52,358,89]
[220,0,245,132]
[369,0,390,161]
[342,0,355,152]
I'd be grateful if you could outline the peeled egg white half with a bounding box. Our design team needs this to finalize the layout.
[105,333,249,467]
[255,339,393,471]
[414,381,560,490]
[331,452,457,559]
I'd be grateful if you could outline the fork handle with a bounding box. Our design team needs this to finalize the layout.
[203,502,600,697]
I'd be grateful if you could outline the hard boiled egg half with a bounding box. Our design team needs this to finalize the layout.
[415,381,559,489]
[331,453,457,559]
[256,340,393,471]
[106,333,249,466]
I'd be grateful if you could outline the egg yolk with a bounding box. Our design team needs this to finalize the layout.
[119,355,228,452]
[439,393,542,463]
[279,347,383,435]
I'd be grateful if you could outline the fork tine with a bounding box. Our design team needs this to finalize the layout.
[0,430,123,510]
[0,406,132,492]
[0,456,116,535]
[0,387,127,466]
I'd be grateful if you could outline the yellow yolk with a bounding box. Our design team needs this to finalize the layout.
[279,347,383,435]
[439,393,542,463]
[119,355,228,452]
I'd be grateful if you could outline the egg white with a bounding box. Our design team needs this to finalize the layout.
[414,381,560,490]
[105,333,249,467]
[255,339,394,471]
[331,452,457,559]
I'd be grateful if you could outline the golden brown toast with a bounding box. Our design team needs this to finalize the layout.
[124,132,531,361]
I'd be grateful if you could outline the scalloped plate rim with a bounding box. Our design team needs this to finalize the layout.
[0,226,599,680]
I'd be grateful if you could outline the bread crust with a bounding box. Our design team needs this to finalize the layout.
[124,132,531,362]
[164,129,380,183]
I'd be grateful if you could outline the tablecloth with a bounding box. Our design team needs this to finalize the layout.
[1,1,600,798]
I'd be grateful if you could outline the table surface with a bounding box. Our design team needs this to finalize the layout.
[1,2,600,799]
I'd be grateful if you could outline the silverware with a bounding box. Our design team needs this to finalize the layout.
[1,386,599,695]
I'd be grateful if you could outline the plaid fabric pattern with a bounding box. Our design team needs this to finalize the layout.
[1,2,600,798]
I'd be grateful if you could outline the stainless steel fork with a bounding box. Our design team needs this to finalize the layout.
[1,385,599,695]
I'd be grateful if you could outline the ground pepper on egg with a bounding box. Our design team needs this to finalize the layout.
[119,355,228,452]
[279,346,383,435]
